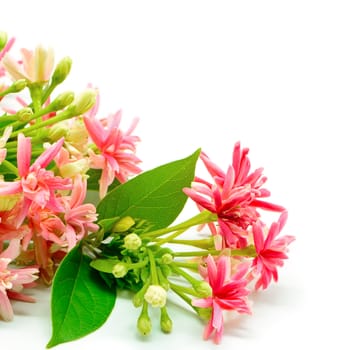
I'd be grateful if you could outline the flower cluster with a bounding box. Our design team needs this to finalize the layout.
[0,32,295,347]
[0,32,140,317]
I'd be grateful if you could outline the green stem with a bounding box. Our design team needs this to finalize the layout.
[173,261,199,270]
[153,229,186,246]
[170,283,196,310]
[1,159,19,176]
[170,263,199,285]
[141,210,217,239]
[147,249,159,285]
[10,110,72,138]
[172,250,219,258]
[169,282,200,297]
[167,238,213,249]
[29,85,42,114]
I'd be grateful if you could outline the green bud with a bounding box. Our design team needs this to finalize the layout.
[160,307,172,333]
[48,121,68,141]
[51,56,72,85]
[112,262,129,278]
[0,32,7,51]
[194,281,212,298]
[160,253,173,265]
[51,91,75,111]
[11,79,27,93]
[113,216,135,233]
[195,306,212,321]
[68,89,96,116]
[124,233,142,250]
[17,107,33,122]
[137,309,152,336]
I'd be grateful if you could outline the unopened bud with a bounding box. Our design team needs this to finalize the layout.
[48,121,68,141]
[17,107,33,122]
[160,307,172,333]
[144,285,167,308]
[160,253,173,265]
[124,233,142,250]
[194,281,212,298]
[113,216,135,233]
[60,158,89,178]
[52,56,72,85]
[137,309,152,336]
[112,262,129,278]
[0,32,7,51]
[11,79,27,93]
[68,89,96,115]
[51,91,75,111]
[195,306,212,321]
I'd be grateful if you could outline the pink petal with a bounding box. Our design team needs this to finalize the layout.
[0,291,13,321]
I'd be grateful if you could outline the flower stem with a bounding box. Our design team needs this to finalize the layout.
[147,249,159,285]
[141,210,217,239]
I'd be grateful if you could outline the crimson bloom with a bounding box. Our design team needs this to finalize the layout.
[252,211,295,290]
[84,110,141,198]
[184,142,284,249]
[192,255,251,344]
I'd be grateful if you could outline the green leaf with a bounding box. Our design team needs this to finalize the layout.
[97,149,201,230]
[47,245,117,348]
[87,168,120,191]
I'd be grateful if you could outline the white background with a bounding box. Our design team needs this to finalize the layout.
[1,1,349,349]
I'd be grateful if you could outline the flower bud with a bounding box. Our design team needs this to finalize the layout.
[68,89,96,116]
[195,306,212,321]
[137,309,152,336]
[48,121,68,141]
[17,107,33,122]
[194,281,212,298]
[144,285,167,308]
[51,91,75,111]
[113,216,135,233]
[160,307,172,333]
[0,32,7,51]
[124,233,142,250]
[60,158,89,178]
[160,253,173,265]
[11,79,27,93]
[112,262,129,278]
[51,56,72,85]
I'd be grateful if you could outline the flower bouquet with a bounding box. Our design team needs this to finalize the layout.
[0,31,295,347]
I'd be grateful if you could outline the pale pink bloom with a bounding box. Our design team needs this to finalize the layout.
[0,36,15,77]
[0,239,38,321]
[252,211,295,290]
[2,45,54,83]
[61,174,99,250]
[192,255,251,344]
[0,134,72,227]
[184,143,284,249]
[84,110,141,198]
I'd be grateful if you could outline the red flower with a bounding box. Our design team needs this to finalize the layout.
[184,142,284,248]
[192,255,251,344]
[252,211,295,289]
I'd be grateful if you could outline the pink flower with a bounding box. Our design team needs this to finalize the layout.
[184,143,284,249]
[0,239,39,321]
[84,110,141,198]
[192,255,251,344]
[26,175,98,283]
[0,134,72,227]
[61,174,99,250]
[252,211,295,290]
